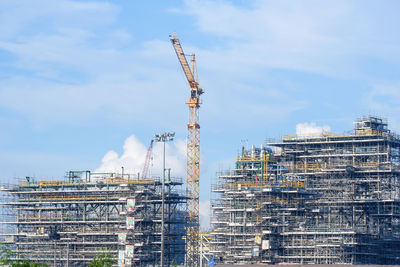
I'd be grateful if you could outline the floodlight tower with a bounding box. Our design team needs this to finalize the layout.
[154,132,175,267]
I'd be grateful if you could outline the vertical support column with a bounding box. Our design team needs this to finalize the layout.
[186,105,200,267]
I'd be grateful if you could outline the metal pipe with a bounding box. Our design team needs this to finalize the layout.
[161,141,165,267]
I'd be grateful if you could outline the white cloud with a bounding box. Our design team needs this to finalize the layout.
[0,70,183,128]
[199,200,211,230]
[2,0,400,137]
[0,150,96,181]
[363,84,400,131]
[0,3,185,128]
[181,0,400,79]
[296,122,330,137]
[0,0,313,130]
[364,84,400,112]
[95,134,212,229]
[95,135,186,178]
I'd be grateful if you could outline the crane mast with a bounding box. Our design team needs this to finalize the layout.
[141,139,153,179]
[170,32,202,267]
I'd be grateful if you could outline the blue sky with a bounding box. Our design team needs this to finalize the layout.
[1,0,400,227]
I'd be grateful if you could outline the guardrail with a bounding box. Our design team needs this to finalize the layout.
[282,129,400,141]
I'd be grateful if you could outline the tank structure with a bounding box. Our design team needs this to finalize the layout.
[0,171,186,266]
[211,116,400,264]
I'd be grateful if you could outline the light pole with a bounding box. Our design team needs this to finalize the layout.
[154,132,175,267]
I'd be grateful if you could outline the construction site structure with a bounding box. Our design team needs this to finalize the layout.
[211,116,400,264]
[0,171,186,266]
[170,32,203,267]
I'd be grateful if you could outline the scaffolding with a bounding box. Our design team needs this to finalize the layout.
[211,116,400,264]
[0,171,186,266]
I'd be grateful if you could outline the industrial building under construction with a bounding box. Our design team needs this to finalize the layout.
[211,116,400,265]
[1,116,400,266]
[0,171,186,266]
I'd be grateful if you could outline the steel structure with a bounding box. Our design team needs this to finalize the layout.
[170,32,203,267]
[211,116,400,264]
[141,140,154,179]
[0,171,186,266]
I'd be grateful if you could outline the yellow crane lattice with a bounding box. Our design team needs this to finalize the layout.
[170,32,203,267]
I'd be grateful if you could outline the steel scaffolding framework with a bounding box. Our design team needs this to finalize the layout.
[0,171,186,266]
[211,116,400,264]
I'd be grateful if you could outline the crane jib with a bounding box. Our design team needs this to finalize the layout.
[170,36,196,84]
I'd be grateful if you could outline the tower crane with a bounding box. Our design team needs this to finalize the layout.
[170,32,203,267]
[141,139,154,179]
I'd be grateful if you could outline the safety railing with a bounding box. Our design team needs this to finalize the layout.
[19,177,156,187]
[282,129,390,141]
[19,214,69,221]
[237,154,269,162]
[22,194,123,202]
[234,180,304,189]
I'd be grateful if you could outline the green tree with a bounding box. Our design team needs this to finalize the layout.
[9,259,48,267]
[0,244,48,267]
[88,252,113,267]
